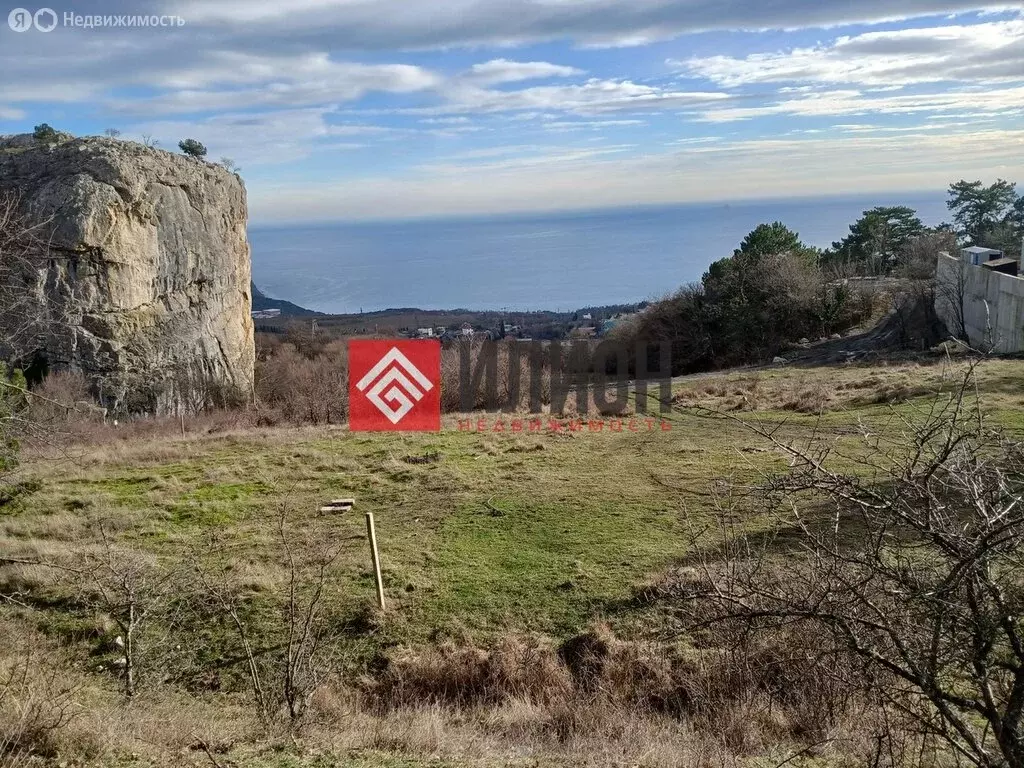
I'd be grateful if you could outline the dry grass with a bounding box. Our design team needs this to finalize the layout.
[671,357,1024,419]
[297,622,879,767]
[4,357,1023,766]
[0,616,878,768]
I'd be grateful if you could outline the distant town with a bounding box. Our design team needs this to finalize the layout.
[251,295,647,343]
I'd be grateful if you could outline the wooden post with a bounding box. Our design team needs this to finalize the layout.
[180,413,185,438]
[365,512,385,610]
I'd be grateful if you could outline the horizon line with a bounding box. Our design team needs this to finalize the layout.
[247,187,951,229]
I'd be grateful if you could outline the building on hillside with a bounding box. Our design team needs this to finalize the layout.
[416,327,435,338]
[961,246,1004,266]
[936,251,1024,353]
[460,323,474,336]
[251,308,281,319]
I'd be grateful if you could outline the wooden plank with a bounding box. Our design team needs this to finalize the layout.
[365,512,386,610]
[319,497,355,513]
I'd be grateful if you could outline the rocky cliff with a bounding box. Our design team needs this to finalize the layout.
[0,135,254,414]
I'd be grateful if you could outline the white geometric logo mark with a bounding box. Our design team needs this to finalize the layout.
[356,347,434,425]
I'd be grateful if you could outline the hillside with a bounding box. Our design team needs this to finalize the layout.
[4,356,1023,767]
[251,281,320,316]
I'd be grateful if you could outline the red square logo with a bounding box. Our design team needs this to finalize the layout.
[349,340,441,432]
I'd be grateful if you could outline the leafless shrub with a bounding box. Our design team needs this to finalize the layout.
[685,363,1024,767]
[196,505,341,732]
[935,255,973,345]
[26,371,102,426]
[440,339,549,413]
[900,229,957,280]
[377,635,571,709]
[80,530,184,701]
[0,624,82,762]
[255,340,348,424]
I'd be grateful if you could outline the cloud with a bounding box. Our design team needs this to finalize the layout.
[694,85,1024,121]
[106,54,440,115]
[464,59,584,85]
[247,127,1024,222]
[169,0,1017,49]
[124,107,406,165]
[419,144,637,174]
[2,0,1020,220]
[433,79,729,115]
[419,116,473,124]
[541,118,647,131]
[154,52,440,93]
[676,18,1024,87]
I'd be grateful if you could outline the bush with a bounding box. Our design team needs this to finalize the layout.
[0,622,82,760]
[178,138,207,159]
[32,124,57,143]
[692,369,1024,766]
[613,227,879,374]
[27,370,95,425]
[440,339,547,413]
[255,340,348,424]
[0,363,27,480]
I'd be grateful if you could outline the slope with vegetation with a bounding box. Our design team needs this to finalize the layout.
[2,357,1024,767]
[3,140,1024,767]
[614,179,1023,375]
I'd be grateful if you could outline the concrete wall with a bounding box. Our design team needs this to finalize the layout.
[936,252,1024,353]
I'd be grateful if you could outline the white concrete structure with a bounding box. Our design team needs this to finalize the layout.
[936,252,1024,353]
[961,246,1003,266]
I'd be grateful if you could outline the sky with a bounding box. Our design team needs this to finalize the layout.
[0,0,1022,224]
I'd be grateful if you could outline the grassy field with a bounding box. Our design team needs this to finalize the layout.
[3,356,1023,767]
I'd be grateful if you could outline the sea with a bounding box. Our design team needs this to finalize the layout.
[249,193,949,314]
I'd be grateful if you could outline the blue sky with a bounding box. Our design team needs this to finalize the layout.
[1,1,1022,223]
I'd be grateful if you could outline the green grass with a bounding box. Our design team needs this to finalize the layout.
[10,358,1022,653]
[3,357,1022,767]
[7,408,782,648]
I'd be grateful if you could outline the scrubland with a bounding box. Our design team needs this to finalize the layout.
[2,356,1023,767]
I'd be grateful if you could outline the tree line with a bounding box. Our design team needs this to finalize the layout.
[616,178,1022,373]
[824,179,1023,274]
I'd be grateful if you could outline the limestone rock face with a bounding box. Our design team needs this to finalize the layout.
[0,135,254,413]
